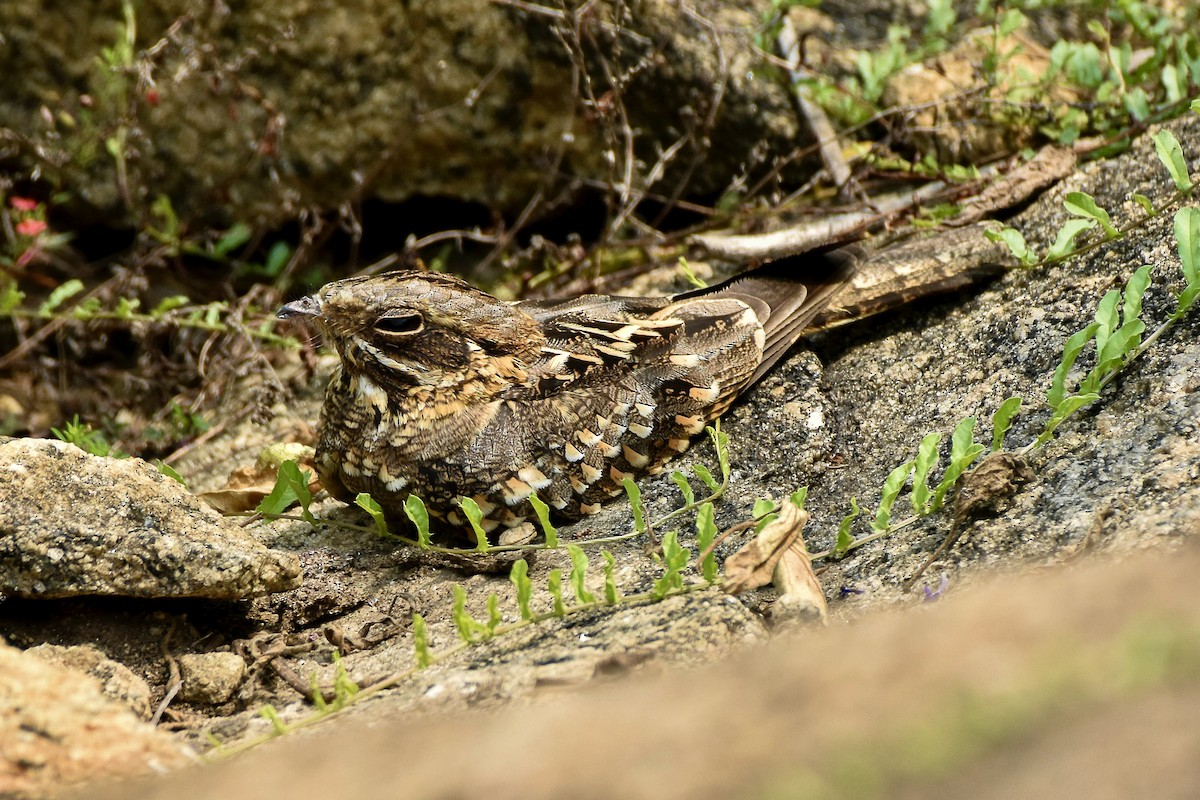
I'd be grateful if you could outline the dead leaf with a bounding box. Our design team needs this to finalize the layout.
[954,451,1035,519]
[771,531,828,626]
[722,503,808,595]
[197,443,320,514]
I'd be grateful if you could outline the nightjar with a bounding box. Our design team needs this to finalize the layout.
[279,246,860,536]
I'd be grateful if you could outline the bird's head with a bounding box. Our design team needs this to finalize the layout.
[279,271,542,390]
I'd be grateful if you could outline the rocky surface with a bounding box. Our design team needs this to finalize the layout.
[0,438,301,599]
[0,0,801,230]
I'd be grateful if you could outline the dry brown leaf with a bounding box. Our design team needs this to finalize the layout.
[772,533,827,626]
[197,443,320,514]
[722,502,808,595]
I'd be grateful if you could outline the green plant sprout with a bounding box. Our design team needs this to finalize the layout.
[50,415,126,459]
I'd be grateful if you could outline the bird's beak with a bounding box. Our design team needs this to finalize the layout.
[277,295,320,320]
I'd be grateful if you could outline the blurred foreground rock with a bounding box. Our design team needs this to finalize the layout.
[0,639,189,800]
[78,542,1200,800]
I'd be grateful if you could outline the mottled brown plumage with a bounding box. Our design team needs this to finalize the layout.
[279,246,859,535]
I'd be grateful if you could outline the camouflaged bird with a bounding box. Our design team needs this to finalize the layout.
[278,246,860,536]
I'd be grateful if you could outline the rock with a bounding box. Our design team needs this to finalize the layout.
[26,644,153,721]
[177,653,246,705]
[0,438,302,600]
[0,0,802,230]
[0,639,190,799]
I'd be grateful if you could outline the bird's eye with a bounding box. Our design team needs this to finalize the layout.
[374,312,424,336]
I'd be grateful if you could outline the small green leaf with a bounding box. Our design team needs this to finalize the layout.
[486,593,502,633]
[403,495,431,548]
[1097,317,1146,367]
[151,295,191,316]
[150,194,180,238]
[72,297,102,318]
[752,498,777,518]
[285,461,314,521]
[259,705,288,735]
[677,257,707,289]
[931,418,985,511]
[567,545,597,604]
[872,461,912,532]
[692,464,719,493]
[695,503,718,584]
[1092,289,1120,357]
[355,493,389,537]
[708,422,731,483]
[114,297,140,318]
[1035,392,1101,446]
[985,226,1036,266]
[990,396,1023,451]
[997,7,1024,36]
[527,493,558,546]
[1175,206,1200,288]
[309,672,328,712]
[1131,194,1154,215]
[911,433,941,514]
[451,585,478,643]
[1153,129,1193,192]
[790,487,808,509]
[671,471,695,506]
[263,241,292,277]
[155,461,187,486]
[412,613,432,667]
[623,476,646,534]
[0,281,25,314]
[510,559,534,620]
[38,279,85,317]
[1123,87,1150,122]
[1173,283,1200,320]
[1122,265,1152,326]
[601,550,621,604]
[651,530,689,599]
[256,460,313,521]
[1064,192,1118,238]
[834,498,860,558]
[547,569,566,616]
[458,497,489,551]
[1047,323,1099,409]
[1046,218,1097,261]
[212,222,252,258]
[329,652,360,704]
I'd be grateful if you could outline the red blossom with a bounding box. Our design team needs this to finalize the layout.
[16,218,48,237]
[145,88,161,106]
[9,197,38,212]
